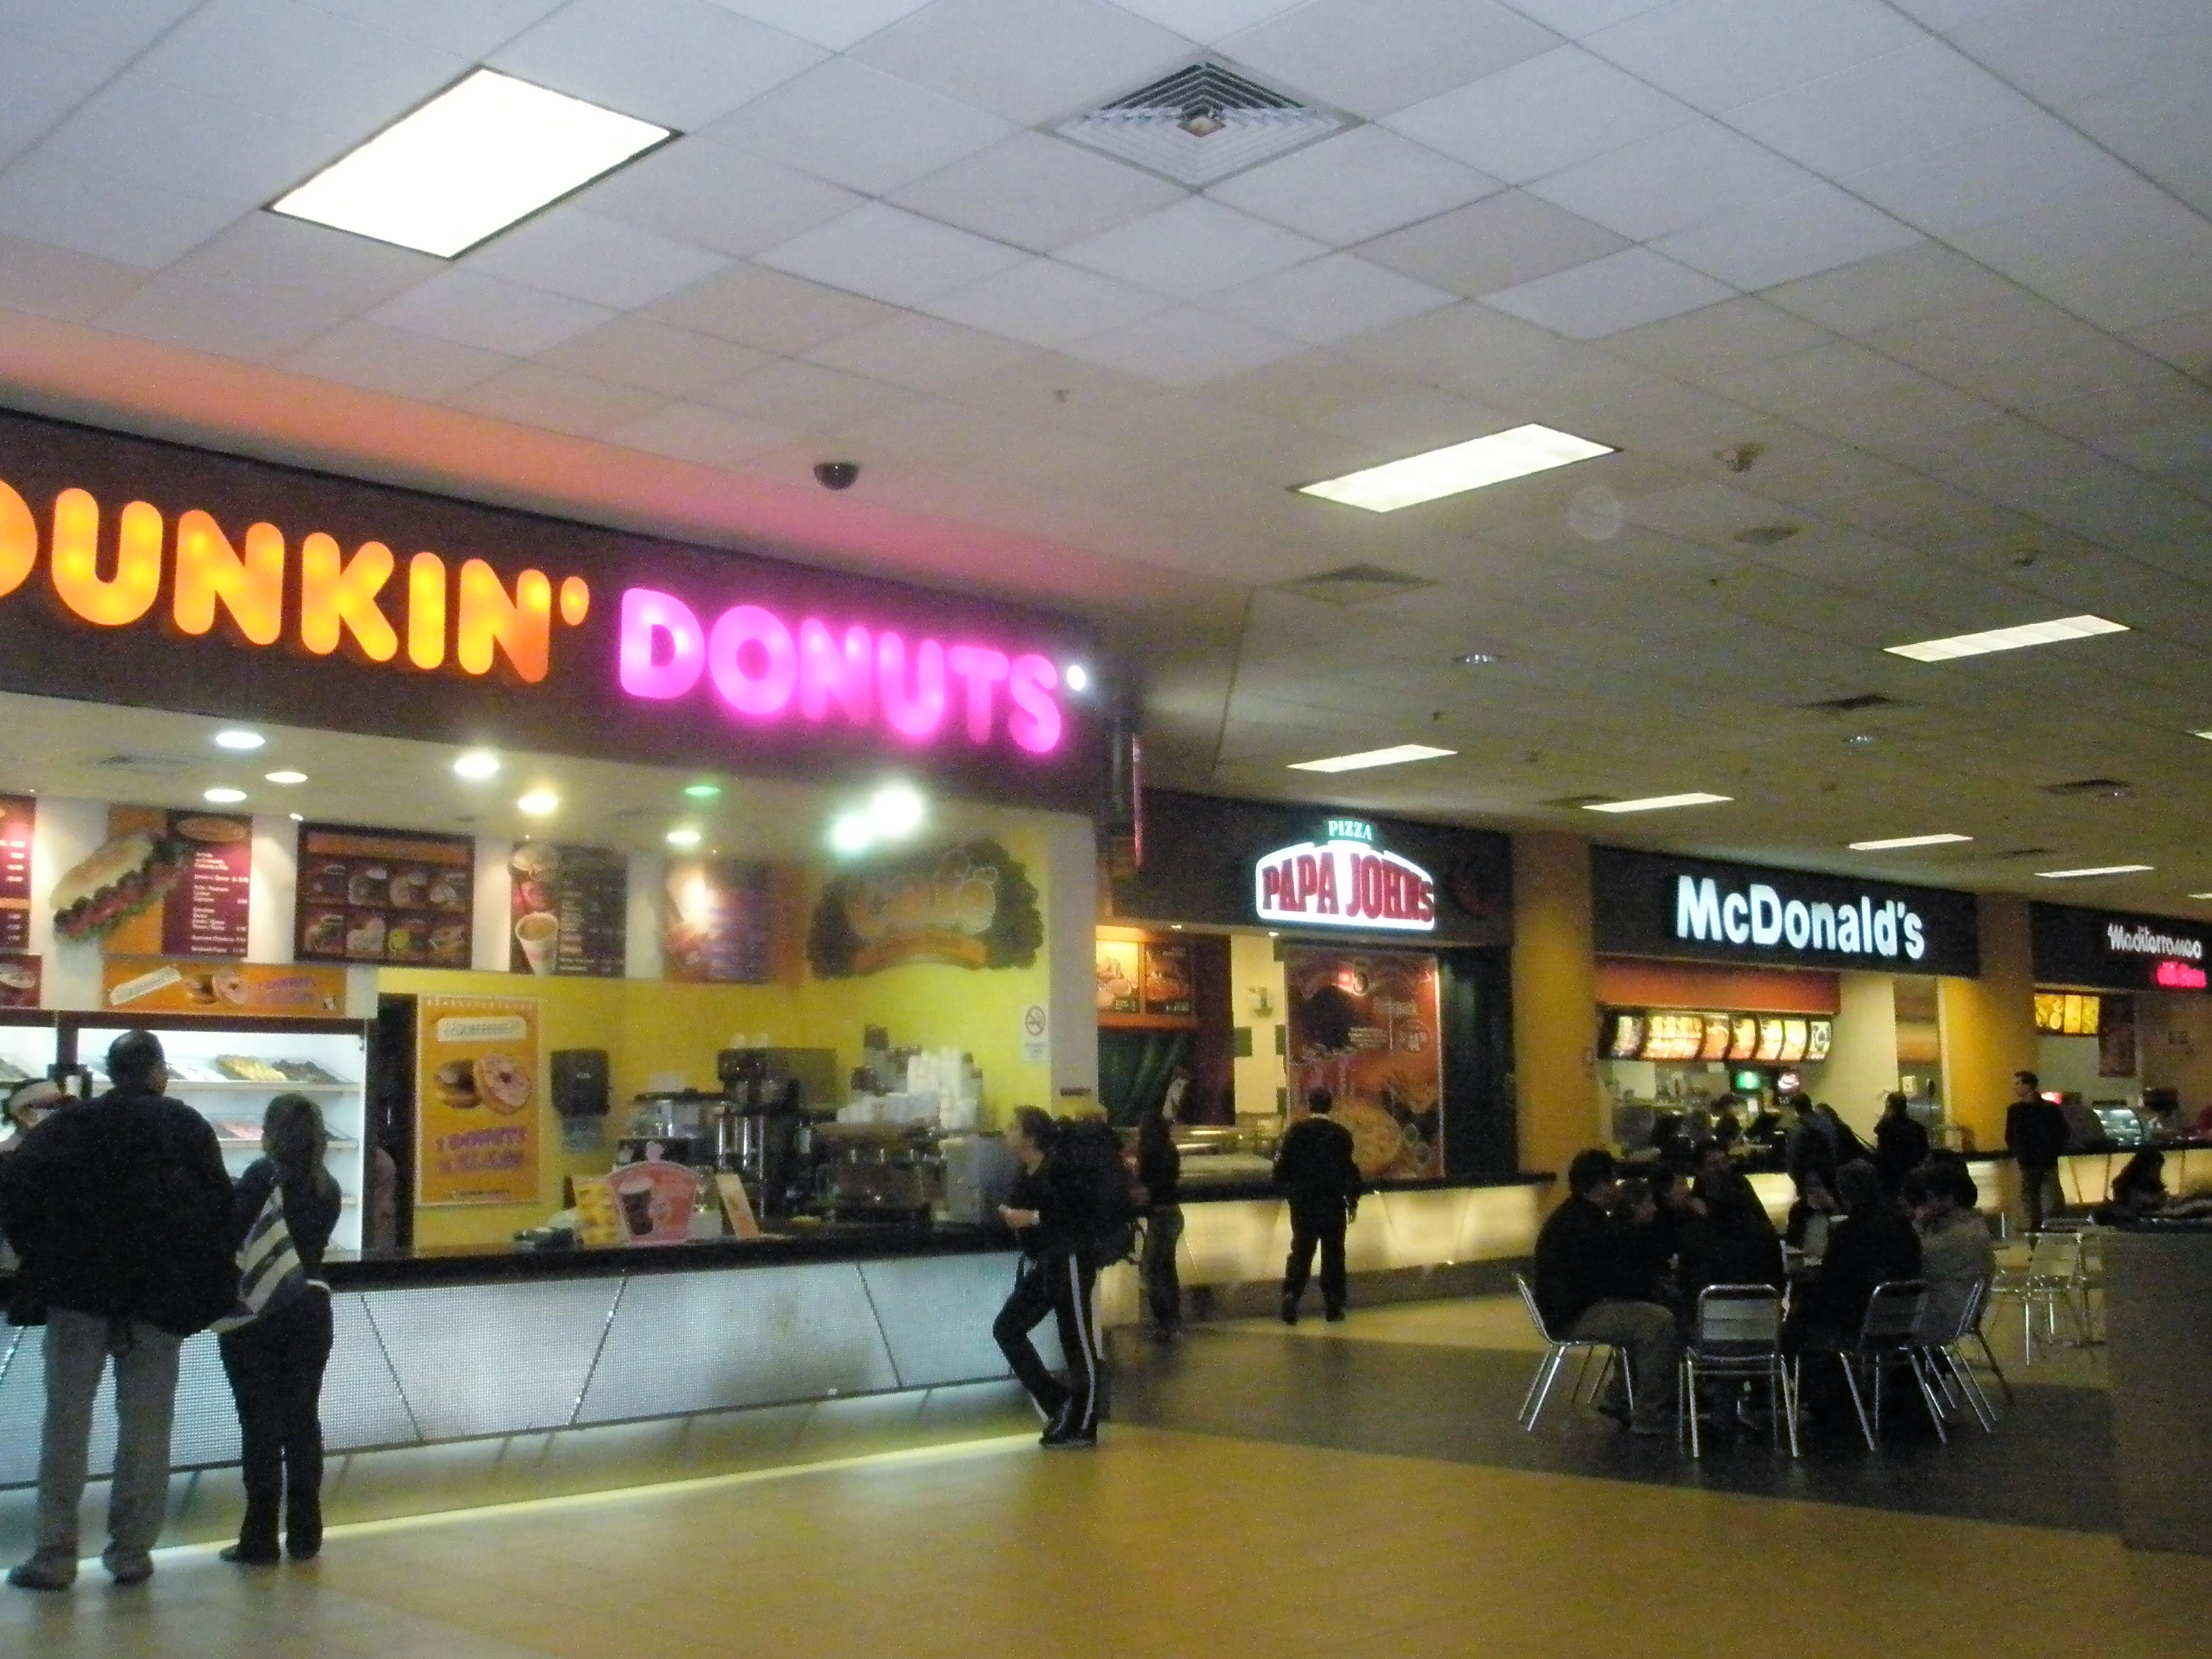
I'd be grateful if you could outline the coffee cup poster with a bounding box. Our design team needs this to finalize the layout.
[416,996,542,1206]
[508,844,626,978]
[1284,947,1443,1183]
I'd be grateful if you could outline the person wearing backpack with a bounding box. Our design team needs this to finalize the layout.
[993,1107,1105,1449]
[1275,1088,1363,1325]
[0,1031,234,1591]
[218,1093,343,1567]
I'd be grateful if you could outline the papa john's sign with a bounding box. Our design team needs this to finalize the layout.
[1254,819,1437,933]
[0,410,1099,812]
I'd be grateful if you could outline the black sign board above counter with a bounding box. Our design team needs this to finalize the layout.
[2032,902,2211,993]
[1591,846,1980,978]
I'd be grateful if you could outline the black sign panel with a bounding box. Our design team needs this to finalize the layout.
[2031,902,2212,993]
[0,409,1101,813]
[1591,846,1979,977]
[1109,790,1511,947]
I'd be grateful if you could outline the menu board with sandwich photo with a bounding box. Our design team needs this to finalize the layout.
[508,843,626,977]
[298,823,474,968]
[50,805,253,958]
[0,794,32,951]
[415,995,541,1206]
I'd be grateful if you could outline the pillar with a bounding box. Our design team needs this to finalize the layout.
[1939,894,2038,1154]
[1511,832,1603,1198]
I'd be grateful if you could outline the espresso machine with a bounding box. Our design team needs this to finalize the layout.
[716,1048,815,1221]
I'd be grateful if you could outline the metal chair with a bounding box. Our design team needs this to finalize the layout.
[1800,1279,1945,1452]
[1512,1273,1633,1431]
[1990,1231,2087,1364]
[1678,1284,1797,1459]
[1912,1275,2001,1431]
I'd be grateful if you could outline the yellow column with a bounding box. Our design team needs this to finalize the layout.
[1511,832,1603,1201]
[1938,895,2038,1154]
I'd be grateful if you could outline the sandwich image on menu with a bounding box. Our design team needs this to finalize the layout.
[49,830,188,941]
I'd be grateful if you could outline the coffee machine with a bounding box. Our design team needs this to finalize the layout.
[716,1048,813,1221]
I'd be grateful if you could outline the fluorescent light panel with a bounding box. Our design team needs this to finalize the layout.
[1849,833,1973,851]
[1288,744,1456,774]
[1298,424,1614,512]
[2036,864,2154,879]
[1885,615,2127,662]
[1582,793,1732,814]
[272,70,670,257]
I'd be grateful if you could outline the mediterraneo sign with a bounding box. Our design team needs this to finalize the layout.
[1254,818,1437,933]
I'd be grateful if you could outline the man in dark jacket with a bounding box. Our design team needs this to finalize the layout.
[992,1108,1103,1449]
[1533,1149,1679,1435]
[1787,1161,1922,1346]
[2005,1070,2070,1233]
[0,1031,233,1590]
[1275,1089,1362,1325]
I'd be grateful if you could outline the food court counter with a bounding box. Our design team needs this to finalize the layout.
[2104,1220,2212,1553]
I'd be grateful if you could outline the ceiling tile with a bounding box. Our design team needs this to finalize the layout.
[1845,115,2139,234]
[164,213,441,312]
[445,361,669,437]
[94,272,353,362]
[1695,340,1918,413]
[1946,0,2212,108]
[851,0,1190,125]
[708,57,1012,194]
[1601,296,1833,373]
[1061,306,1304,385]
[1225,0,1562,120]
[0,32,123,172]
[888,133,1186,253]
[1480,247,1734,340]
[0,231,150,320]
[1761,241,2025,335]
[1205,127,1502,247]
[605,399,794,468]
[1357,190,1628,298]
[1383,46,1694,183]
[491,0,826,130]
[1060,198,1327,298]
[1943,180,2212,332]
[578,136,863,258]
[1527,119,1818,241]
[920,258,1172,348]
[2122,308,2212,375]
[0,0,203,65]
[462,208,728,309]
[367,267,615,355]
[802,312,1048,391]
[534,315,769,401]
[1108,1,1308,40]
[642,262,899,350]
[1207,254,1456,344]
[1586,0,1925,115]
[705,358,916,429]
[0,153,240,266]
[1790,371,1999,446]
[1313,388,1516,453]
[1500,0,1673,32]
[1654,183,1920,289]
[756,203,1027,306]
[2059,58,2212,222]
[1199,353,1429,424]
[704,0,935,51]
[280,319,514,400]
[28,78,352,208]
[1722,37,2034,176]
[310,1,570,58]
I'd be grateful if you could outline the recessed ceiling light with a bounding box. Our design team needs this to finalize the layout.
[827,811,874,858]
[264,770,308,785]
[2035,864,2154,879]
[1288,744,1456,773]
[1298,424,1614,512]
[682,782,722,800]
[453,752,501,781]
[270,69,670,258]
[1454,652,1500,666]
[867,783,928,840]
[516,790,559,817]
[2190,892,2212,900]
[289,813,304,823]
[213,729,264,751]
[1849,834,1973,851]
[1064,663,1091,693]
[1885,615,2127,662]
[203,787,247,804]
[1582,793,1732,814]
[665,828,702,849]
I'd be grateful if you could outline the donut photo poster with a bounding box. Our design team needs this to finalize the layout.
[415,995,542,1206]
[1283,947,1444,1183]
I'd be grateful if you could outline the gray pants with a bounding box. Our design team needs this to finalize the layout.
[27,1309,183,1580]
[1569,1300,1680,1431]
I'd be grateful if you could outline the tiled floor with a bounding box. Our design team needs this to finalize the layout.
[4,1295,2188,1659]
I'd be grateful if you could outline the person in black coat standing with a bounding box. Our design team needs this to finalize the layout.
[1275,1089,1362,1325]
[2005,1070,2070,1233]
[1872,1092,1931,1194]
[993,1108,1104,1448]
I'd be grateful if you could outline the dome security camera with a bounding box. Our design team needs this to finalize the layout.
[813,461,860,491]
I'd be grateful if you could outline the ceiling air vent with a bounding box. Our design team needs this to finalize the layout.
[1272,564,1434,607]
[1057,62,1348,186]
[1997,847,2055,859]
[2044,778,2133,798]
[1801,692,1902,714]
[91,753,193,773]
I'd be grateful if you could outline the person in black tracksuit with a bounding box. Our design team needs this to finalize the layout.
[992,1107,1103,1449]
[1275,1088,1363,1325]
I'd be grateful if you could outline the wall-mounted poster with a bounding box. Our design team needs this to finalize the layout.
[415,995,541,1206]
[0,954,37,1008]
[49,806,251,958]
[298,823,474,966]
[1141,941,1193,1017]
[808,840,1042,979]
[663,857,773,983]
[102,959,345,1017]
[1284,946,1443,1185]
[1095,937,1143,1015]
[0,796,31,951]
[508,844,626,977]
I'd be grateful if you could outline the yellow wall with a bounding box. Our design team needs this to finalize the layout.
[1938,895,2039,1153]
[1227,930,1287,1118]
[2139,992,2212,1115]
[1511,832,1602,1200]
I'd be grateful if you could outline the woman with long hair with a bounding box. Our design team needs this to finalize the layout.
[218,1092,342,1565]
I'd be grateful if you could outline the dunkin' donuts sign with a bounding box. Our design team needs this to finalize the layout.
[1254,819,1437,933]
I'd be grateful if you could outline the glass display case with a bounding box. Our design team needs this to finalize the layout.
[62,1015,369,1255]
[0,1012,58,1100]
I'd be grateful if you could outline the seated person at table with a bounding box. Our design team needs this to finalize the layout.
[2097,1151,2168,1224]
[1786,1161,1921,1349]
[1785,1172,1839,1256]
[1609,1178,1671,1303]
[1903,1162,1994,1336]
[1534,1150,1679,1437]
[1678,1143,1784,1305]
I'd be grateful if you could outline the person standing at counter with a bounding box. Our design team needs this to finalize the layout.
[218,1094,343,1568]
[0,1031,234,1591]
[1275,1089,1362,1326]
[2005,1071,2070,1234]
[1873,1093,1930,1195]
[1133,1110,1183,1341]
[994,1108,1103,1450]
[1,1078,66,1155]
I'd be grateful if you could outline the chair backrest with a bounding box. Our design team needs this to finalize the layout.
[1912,1274,1988,1345]
[2027,1231,2082,1280]
[1857,1279,1929,1345]
[1693,1284,1782,1351]
[1800,1213,1831,1261]
[1513,1272,1557,1343]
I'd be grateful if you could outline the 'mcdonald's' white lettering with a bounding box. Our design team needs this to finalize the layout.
[1675,874,1927,962]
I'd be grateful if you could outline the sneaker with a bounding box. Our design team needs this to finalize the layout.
[1042,1426,1099,1450]
[220,1546,281,1568]
[7,1555,74,1592]
[1279,1295,1298,1326]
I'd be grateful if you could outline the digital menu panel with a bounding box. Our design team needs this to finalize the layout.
[1699,1013,1734,1060]
[2033,991,2102,1036]
[1778,1019,1809,1063]
[1603,1011,1645,1059]
[1642,1011,1706,1061]
[298,823,474,966]
[1755,1018,1786,1061]
[1805,1019,1833,1062]
[1732,1015,1759,1057]
[0,795,30,951]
